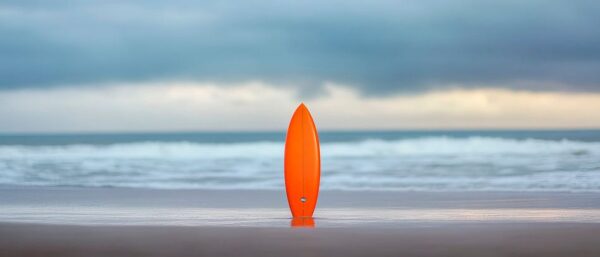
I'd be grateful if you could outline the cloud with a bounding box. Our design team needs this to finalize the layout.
[1,81,599,133]
[1,0,599,93]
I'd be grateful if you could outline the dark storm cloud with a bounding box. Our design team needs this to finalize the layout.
[1,0,599,93]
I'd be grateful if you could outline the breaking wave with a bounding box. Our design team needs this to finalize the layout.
[1,137,599,192]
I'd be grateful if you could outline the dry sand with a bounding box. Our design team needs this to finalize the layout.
[2,222,600,257]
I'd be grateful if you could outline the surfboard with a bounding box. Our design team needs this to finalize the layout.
[284,103,321,218]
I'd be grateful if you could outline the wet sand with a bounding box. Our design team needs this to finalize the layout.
[2,185,599,209]
[1,186,600,256]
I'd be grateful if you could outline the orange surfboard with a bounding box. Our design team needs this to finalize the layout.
[284,103,321,218]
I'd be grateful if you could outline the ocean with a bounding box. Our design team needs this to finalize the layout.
[1,130,599,192]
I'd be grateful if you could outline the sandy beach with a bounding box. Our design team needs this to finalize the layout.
[1,186,600,256]
[3,222,600,257]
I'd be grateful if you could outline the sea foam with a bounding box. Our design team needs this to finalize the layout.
[1,137,599,191]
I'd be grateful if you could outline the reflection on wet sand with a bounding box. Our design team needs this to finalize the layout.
[291,217,315,228]
[2,207,600,227]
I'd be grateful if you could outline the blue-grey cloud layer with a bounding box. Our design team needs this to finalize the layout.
[1,0,599,92]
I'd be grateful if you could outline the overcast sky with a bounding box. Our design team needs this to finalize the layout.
[1,0,599,132]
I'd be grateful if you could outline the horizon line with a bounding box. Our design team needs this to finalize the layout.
[1,128,600,136]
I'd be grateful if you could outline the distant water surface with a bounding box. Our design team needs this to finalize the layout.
[0,130,599,192]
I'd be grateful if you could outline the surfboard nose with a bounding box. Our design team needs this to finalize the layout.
[292,103,311,121]
[296,103,307,112]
